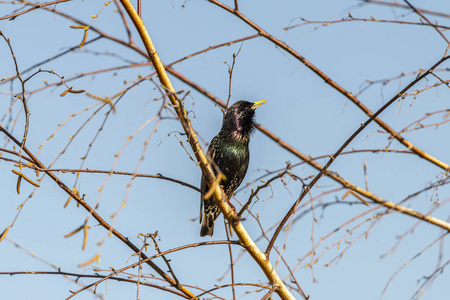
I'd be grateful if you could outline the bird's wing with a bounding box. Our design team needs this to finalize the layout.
[199,139,217,224]
[199,173,207,224]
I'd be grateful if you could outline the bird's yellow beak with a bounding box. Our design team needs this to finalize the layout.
[252,100,266,110]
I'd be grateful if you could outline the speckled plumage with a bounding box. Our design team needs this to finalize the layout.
[200,100,265,237]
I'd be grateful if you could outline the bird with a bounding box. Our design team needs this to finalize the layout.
[200,100,266,237]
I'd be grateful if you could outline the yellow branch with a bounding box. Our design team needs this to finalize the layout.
[118,1,295,299]
[12,169,40,188]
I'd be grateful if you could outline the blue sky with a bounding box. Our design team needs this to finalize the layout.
[1,0,450,299]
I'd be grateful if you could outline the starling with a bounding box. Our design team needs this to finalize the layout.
[200,100,266,237]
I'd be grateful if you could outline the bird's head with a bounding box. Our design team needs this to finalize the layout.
[221,100,266,141]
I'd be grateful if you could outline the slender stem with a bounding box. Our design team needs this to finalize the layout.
[0,0,73,21]
[404,0,450,44]
[363,0,450,19]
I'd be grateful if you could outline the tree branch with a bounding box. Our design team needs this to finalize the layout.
[118,1,296,299]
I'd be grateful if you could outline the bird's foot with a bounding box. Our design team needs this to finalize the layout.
[227,199,236,213]
[226,200,241,224]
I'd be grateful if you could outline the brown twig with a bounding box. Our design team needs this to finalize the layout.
[6,238,104,299]
[238,163,292,217]
[0,270,188,299]
[194,282,272,298]
[412,258,450,299]
[403,0,450,47]
[113,0,134,44]
[0,31,30,157]
[260,285,280,300]
[380,232,449,299]
[363,0,450,19]
[148,233,181,288]
[224,43,242,112]
[284,15,450,31]
[399,109,450,134]
[0,0,73,21]
[224,222,236,300]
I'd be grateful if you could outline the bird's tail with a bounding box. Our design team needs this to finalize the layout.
[200,201,219,237]
[200,212,215,237]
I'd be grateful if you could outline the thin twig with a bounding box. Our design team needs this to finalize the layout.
[224,222,236,300]
[403,0,450,46]
[0,0,73,21]
[363,0,450,19]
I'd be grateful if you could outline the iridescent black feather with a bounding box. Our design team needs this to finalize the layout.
[200,100,264,237]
